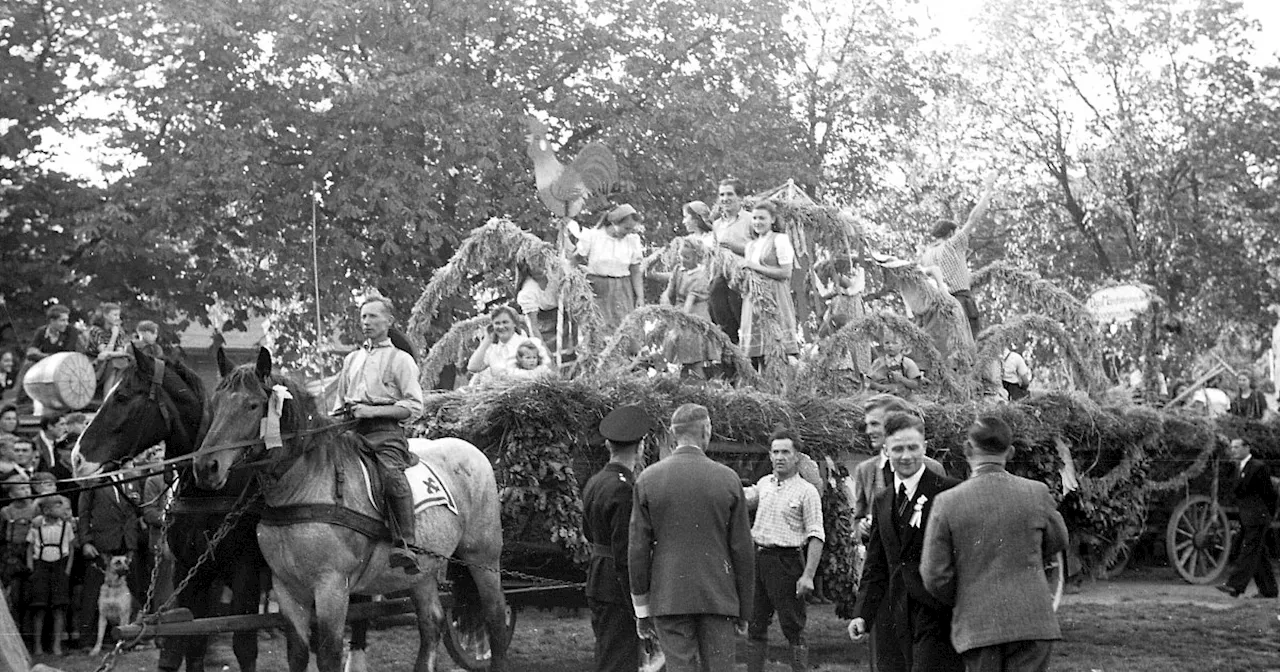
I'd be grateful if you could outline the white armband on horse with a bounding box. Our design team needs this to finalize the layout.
[261,384,292,450]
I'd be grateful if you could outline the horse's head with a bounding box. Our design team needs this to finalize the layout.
[193,348,307,490]
[74,344,205,478]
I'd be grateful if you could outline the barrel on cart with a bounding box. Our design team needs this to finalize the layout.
[22,351,96,411]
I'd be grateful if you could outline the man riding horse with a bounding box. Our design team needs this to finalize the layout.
[333,296,426,574]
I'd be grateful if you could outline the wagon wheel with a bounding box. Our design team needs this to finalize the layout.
[442,604,516,671]
[1166,494,1232,585]
[1045,551,1065,612]
[1095,526,1142,581]
[1096,542,1133,580]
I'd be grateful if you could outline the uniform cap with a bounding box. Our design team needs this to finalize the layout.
[600,405,652,444]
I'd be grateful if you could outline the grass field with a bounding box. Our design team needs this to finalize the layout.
[30,590,1280,672]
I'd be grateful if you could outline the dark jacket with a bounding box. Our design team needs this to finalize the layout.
[629,445,755,620]
[582,462,634,604]
[78,477,140,554]
[855,468,963,671]
[1234,457,1278,526]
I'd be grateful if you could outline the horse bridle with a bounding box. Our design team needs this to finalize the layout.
[150,357,174,431]
[95,357,180,476]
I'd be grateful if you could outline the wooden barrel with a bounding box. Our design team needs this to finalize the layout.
[23,352,96,411]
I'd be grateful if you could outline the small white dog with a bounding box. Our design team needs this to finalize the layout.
[91,555,135,655]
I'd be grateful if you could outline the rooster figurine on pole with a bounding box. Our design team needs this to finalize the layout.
[525,117,620,219]
[524,117,620,369]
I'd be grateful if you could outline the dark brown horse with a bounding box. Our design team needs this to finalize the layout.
[191,349,508,672]
[72,345,377,671]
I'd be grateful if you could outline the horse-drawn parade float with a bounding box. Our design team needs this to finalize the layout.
[24,118,1270,672]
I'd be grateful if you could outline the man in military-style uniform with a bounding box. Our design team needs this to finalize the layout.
[582,405,652,672]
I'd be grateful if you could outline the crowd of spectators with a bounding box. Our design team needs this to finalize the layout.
[0,300,179,655]
[0,407,164,655]
[1,303,172,414]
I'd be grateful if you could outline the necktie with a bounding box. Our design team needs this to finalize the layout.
[896,483,909,519]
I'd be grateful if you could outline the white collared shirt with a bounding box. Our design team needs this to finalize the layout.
[1239,454,1252,475]
[333,338,425,422]
[894,466,926,503]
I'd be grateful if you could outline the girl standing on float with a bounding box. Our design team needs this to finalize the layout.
[661,239,719,379]
[574,204,645,333]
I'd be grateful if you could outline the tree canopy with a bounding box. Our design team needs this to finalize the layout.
[2,0,1277,379]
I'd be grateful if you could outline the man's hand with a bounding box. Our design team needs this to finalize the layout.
[636,616,658,641]
[796,575,815,599]
[847,617,867,641]
[82,543,99,559]
[351,404,378,419]
[735,618,748,636]
[856,517,872,538]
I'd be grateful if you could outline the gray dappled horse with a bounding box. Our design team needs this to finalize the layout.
[73,345,377,672]
[191,349,509,672]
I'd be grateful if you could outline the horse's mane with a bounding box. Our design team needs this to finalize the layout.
[165,356,206,410]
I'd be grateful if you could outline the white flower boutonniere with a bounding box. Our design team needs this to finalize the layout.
[909,494,928,528]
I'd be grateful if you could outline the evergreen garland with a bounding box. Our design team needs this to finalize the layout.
[975,314,1108,396]
[406,217,610,363]
[591,304,759,385]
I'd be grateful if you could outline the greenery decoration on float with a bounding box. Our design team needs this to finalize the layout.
[972,260,1095,328]
[798,311,964,398]
[590,304,759,385]
[406,217,609,365]
[416,370,1272,616]
[974,313,1108,397]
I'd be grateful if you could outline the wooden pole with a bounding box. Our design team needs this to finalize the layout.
[556,216,569,371]
[311,182,325,373]
[1165,362,1229,409]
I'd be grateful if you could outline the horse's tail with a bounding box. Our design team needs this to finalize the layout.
[447,557,484,632]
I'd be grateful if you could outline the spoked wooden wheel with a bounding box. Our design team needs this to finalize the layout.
[442,604,516,671]
[1097,541,1133,580]
[1166,495,1233,585]
[1044,550,1066,612]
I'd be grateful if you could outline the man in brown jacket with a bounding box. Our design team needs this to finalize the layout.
[920,415,1068,672]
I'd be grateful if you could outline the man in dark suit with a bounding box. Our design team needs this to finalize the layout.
[850,395,946,672]
[34,412,66,473]
[851,396,946,540]
[850,412,963,672]
[921,415,1068,672]
[630,403,755,672]
[582,405,651,672]
[1217,437,1278,598]
[78,473,141,644]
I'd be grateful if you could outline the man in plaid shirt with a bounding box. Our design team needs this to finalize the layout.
[743,428,825,672]
[918,172,998,338]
